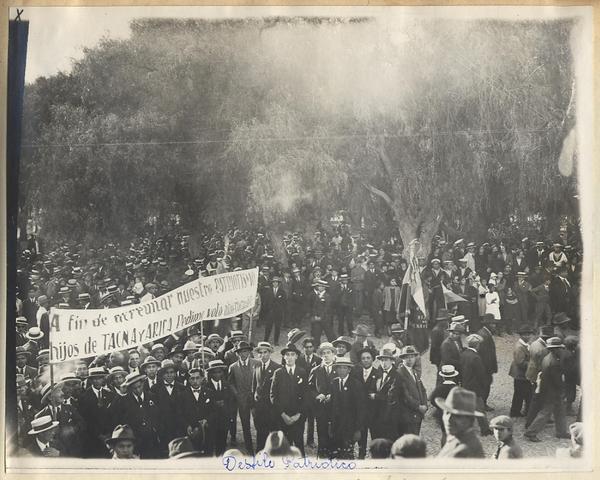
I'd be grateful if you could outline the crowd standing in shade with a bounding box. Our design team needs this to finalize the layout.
[13,224,583,459]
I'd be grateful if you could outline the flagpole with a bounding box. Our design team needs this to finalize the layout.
[404,283,410,331]
[200,320,206,379]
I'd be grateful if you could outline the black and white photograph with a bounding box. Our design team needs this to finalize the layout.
[4,4,594,472]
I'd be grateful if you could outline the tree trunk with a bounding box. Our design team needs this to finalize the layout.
[268,229,288,266]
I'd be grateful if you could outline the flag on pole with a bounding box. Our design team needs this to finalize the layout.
[442,283,469,303]
[402,239,427,316]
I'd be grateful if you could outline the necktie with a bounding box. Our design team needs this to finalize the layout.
[97,391,104,408]
[217,381,221,391]
[339,379,343,391]
[261,363,266,375]
[494,443,503,459]
[325,365,331,375]
[288,368,293,376]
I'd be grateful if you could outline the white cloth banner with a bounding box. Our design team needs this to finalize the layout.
[48,268,258,364]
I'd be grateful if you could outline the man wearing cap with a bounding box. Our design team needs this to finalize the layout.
[251,342,281,451]
[391,345,428,436]
[371,347,399,441]
[329,357,364,459]
[116,372,160,459]
[151,359,188,456]
[262,276,287,346]
[204,360,234,456]
[525,325,553,427]
[24,415,63,457]
[524,337,570,442]
[271,343,309,456]
[436,387,485,458]
[440,322,465,378]
[78,366,115,458]
[228,341,260,455]
[490,416,522,459]
[509,325,535,418]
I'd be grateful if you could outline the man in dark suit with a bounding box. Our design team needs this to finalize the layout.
[363,261,379,313]
[77,367,115,458]
[435,387,485,458]
[291,267,308,326]
[23,416,64,457]
[308,280,334,342]
[308,341,337,457]
[429,309,450,371]
[391,345,428,436]
[338,274,354,337]
[476,316,498,410]
[262,276,287,346]
[16,347,37,381]
[351,347,381,459]
[459,335,491,435]
[348,323,377,364]
[251,341,281,451]
[509,325,534,417]
[270,342,309,456]
[326,267,342,335]
[115,372,161,459]
[371,348,399,441]
[296,337,321,447]
[22,287,39,327]
[525,325,553,427]
[228,341,260,455]
[550,267,574,316]
[429,365,459,447]
[203,359,235,456]
[440,322,465,377]
[150,359,188,457]
[182,367,212,455]
[524,337,570,442]
[329,358,364,459]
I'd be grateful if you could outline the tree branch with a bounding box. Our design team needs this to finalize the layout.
[375,135,394,177]
[362,182,393,207]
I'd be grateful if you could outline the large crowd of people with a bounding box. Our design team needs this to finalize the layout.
[12,224,583,460]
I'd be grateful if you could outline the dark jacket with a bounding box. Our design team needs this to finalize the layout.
[390,365,428,426]
[440,336,463,371]
[296,354,321,374]
[460,348,488,399]
[150,381,188,448]
[429,323,448,366]
[330,375,365,440]
[114,391,160,459]
[509,340,530,380]
[77,387,116,458]
[270,365,309,419]
[476,326,498,375]
[437,428,485,458]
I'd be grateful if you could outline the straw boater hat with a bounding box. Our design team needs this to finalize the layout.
[376,348,396,361]
[151,343,166,354]
[254,341,274,353]
[25,327,44,341]
[122,372,147,388]
[206,333,224,346]
[398,345,419,358]
[159,359,177,373]
[206,359,228,372]
[332,336,353,351]
[40,382,62,405]
[107,366,127,382]
[390,323,406,334]
[106,424,136,448]
[435,386,484,417]
[140,355,161,370]
[183,340,199,355]
[438,365,459,378]
[317,342,335,355]
[16,316,28,327]
[287,328,306,345]
[229,330,245,340]
[545,337,565,349]
[332,356,354,369]
[56,373,82,387]
[446,322,466,334]
[28,415,59,436]
[87,366,108,378]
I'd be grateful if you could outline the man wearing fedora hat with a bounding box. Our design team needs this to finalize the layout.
[24,415,63,457]
[309,279,335,343]
[509,325,535,418]
[459,334,492,436]
[429,365,460,447]
[349,324,377,365]
[391,345,428,436]
[329,357,364,459]
[140,355,161,391]
[476,316,498,411]
[105,424,138,459]
[371,347,399,441]
[78,366,115,458]
[115,372,160,459]
[524,337,570,442]
[251,341,281,451]
[16,346,37,381]
[204,359,234,456]
[150,359,187,457]
[270,343,309,456]
[435,387,485,458]
[228,340,260,455]
[262,275,287,346]
[429,309,450,371]
[440,322,465,380]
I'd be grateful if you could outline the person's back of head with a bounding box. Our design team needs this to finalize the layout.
[368,438,393,459]
[391,434,427,459]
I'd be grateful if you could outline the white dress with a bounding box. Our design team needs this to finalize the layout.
[485,291,501,319]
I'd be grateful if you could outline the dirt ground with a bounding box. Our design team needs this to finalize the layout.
[229,319,579,459]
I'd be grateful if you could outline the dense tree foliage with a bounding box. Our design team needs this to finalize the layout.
[20,16,579,251]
